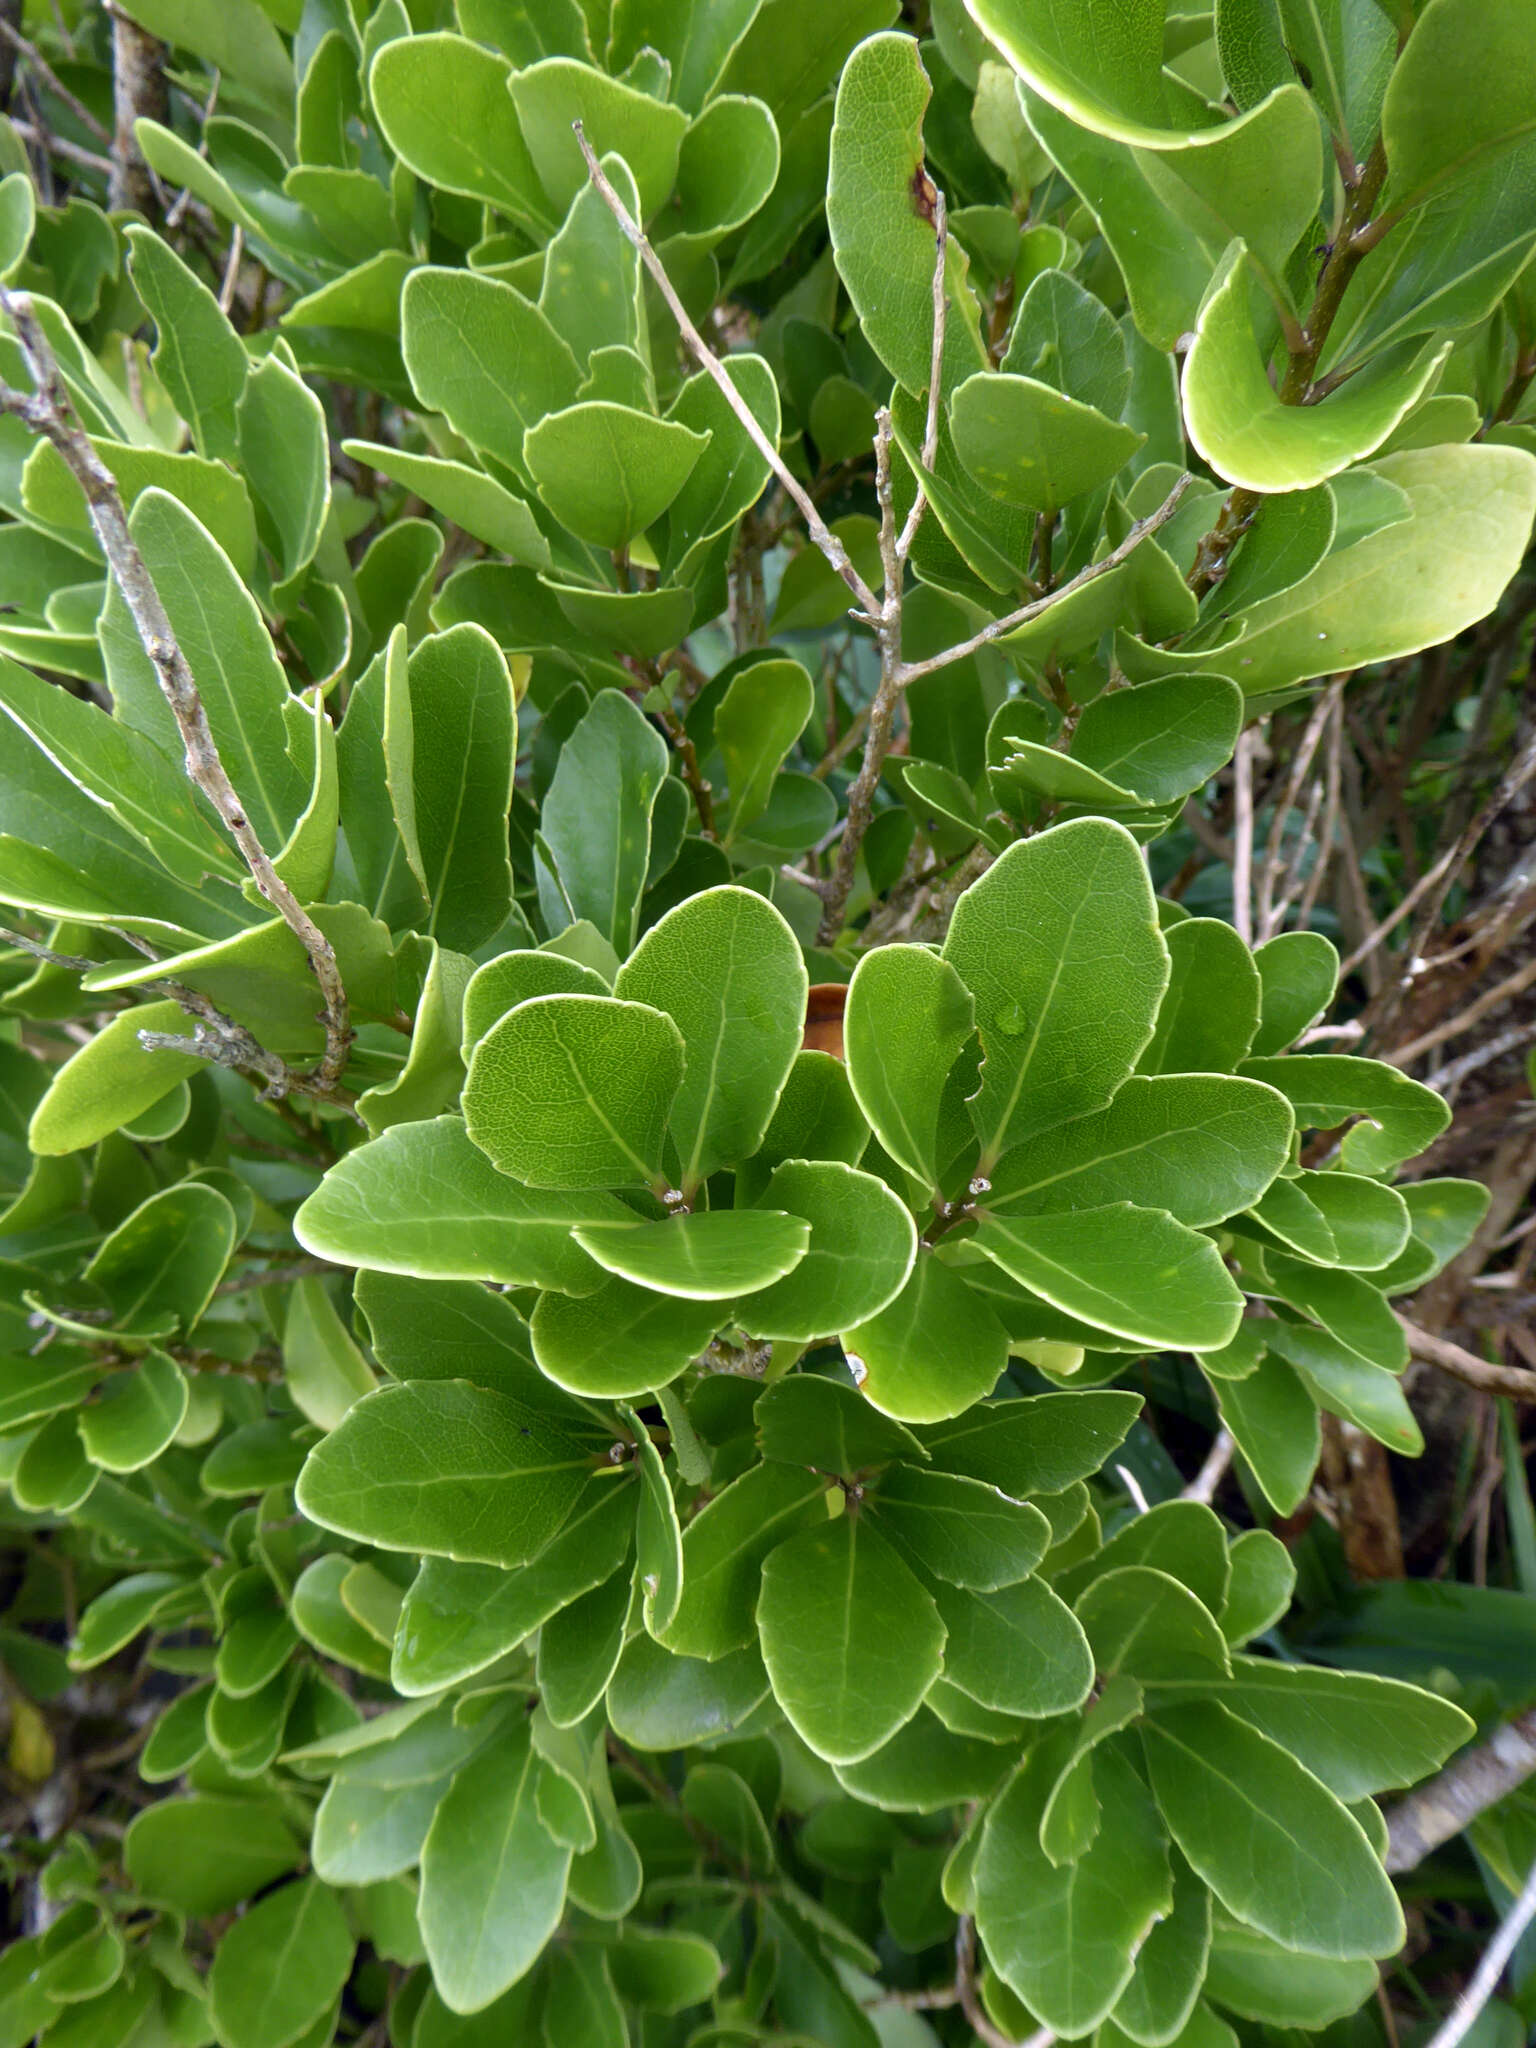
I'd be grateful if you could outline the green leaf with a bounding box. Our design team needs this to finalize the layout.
[77,1352,188,1473]
[662,1460,827,1661]
[933,1574,1094,1716]
[1184,246,1446,491]
[296,1380,604,1568]
[208,1878,354,2048]
[971,1205,1244,1351]
[826,31,989,395]
[627,1414,684,1638]
[950,371,1142,514]
[237,348,329,582]
[1138,919,1261,1077]
[508,57,690,220]
[742,1159,918,1342]
[663,354,782,575]
[842,1250,1010,1424]
[1077,1567,1232,1682]
[1205,447,1536,695]
[1258,1255,1406,1370]
[715,658,817,840]
[342,441,549,567]
[124,1797,301,1917]
[942,820,1170,1166]
[400,267,580,482]
[615,885,807,1189]
[1201,1922,1379,2027]
[608,0,761,111]
[295,1116,630,1294]
[1139,1701,1405,1959]
[756,1374,927,1477]
[1149,1656,1472,1801]
[873,1462,1050,1589]
[102,491,307,854]
[1110,1853,1212,2045]
[464,950,608,1049]
[1072,674,1244,808]
[538,691,671,956]
[370,33,551,231]
[843,944,975,1188]
[1220,1528,1296,1646]
[463,994,684,1192]
[834,1707,1010,1812]
[281,1276,376,1433]
[383,625,517,952]
[530,1275,720,1398]
[985,1075,1292,1228]
[84,1182,238,1338]
[757,1514,945,1764]
[540,157,646,369]
[1380,0,1536,213]
[419,1719,571,2013]
[921,1390,1140,1494]
[524,405,710,552]
[1237,1052,1450,1174]
[607,1633,771,1750]
[1214,1350,1320,1515]
[975,1734,1172,2036]
[393,1482,634,1695]
[113,0,292,109]
[28,1002,204,1156]
[1250,932,1339,1056]
[575,1210,809,1299]
[1056,1497,1230,1615]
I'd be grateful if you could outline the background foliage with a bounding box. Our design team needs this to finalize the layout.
[2,3,1536,2047]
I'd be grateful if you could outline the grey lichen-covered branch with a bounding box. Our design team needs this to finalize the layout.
[1383,1707,1536,1872]
[0,286,354,1098]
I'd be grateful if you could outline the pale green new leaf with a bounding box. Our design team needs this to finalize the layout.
[844,944,975,1187]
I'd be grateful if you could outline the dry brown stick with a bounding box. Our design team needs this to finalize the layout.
[1386,953,1536,1071]
[1383,1708,1536,1872]
[1396,1316,1536,1402]
[106,3,166,215]
[574,121,881,619]
[0,15,110,142]
[1257,677,1346,941]
[0,288,353,1097]
[1343,725,1536,981]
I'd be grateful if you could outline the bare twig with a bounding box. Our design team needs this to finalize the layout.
[1386,954,1536,1070]
[217,223,244,317]
[1343,725,1536,983]
[0,290,353,1097]
[1397,1317,1536,1402]
[1183,1428,1235,1504]
[574,121,881,619]
[10,118,113,177]
[1384,1712,1536,1871]
[0,15,109,142]
[891,478,1194,690]
[1257,678,1346,941]
[1420,1855,1536,2048]
[895,188,948,564]
[1423,1020,1536,1095]
[1231,727,1256,945]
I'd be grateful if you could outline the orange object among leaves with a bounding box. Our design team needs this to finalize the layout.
[802,982,847,1060]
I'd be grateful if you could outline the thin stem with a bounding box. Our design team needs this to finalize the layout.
[1384,1709,1536,1872]
[1183,1428,1235,1504]
[1230,727,1255,945]
[893,476,1193,690]
[574,121,881,620]
[0,288,354,1097]
[0,15,110,141]
[895,187,948,564]
[1397,1317,1536,1402]
[1420,1855,1536,2048]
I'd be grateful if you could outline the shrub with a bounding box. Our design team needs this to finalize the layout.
[1,2,1534,2045]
